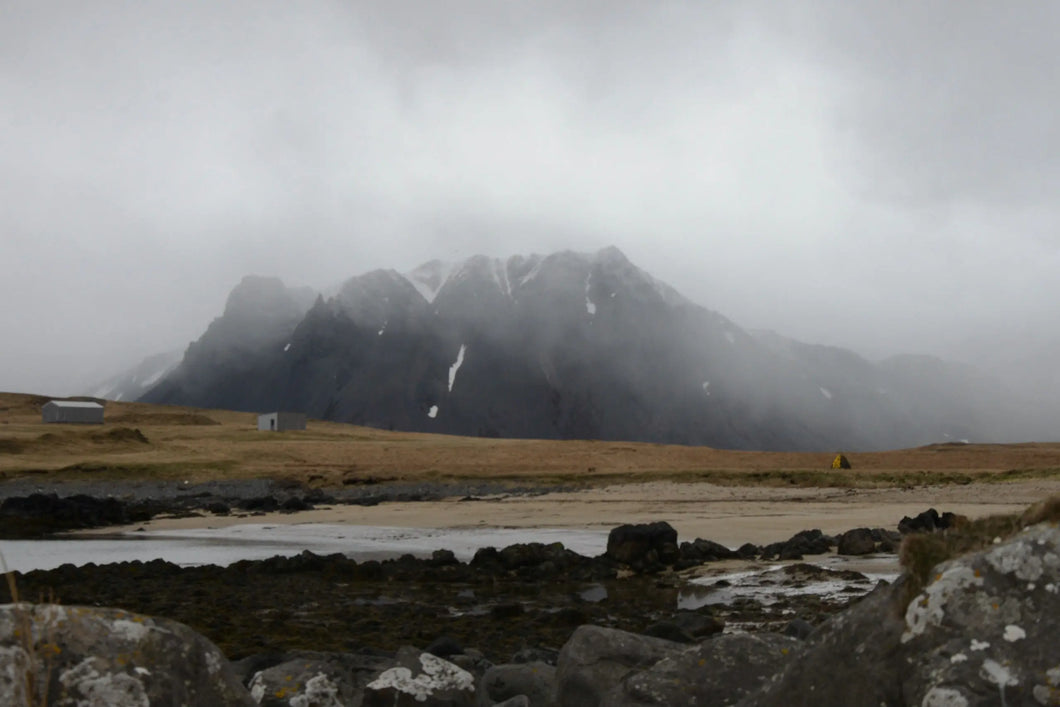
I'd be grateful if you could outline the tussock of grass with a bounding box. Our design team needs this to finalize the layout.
[898,494,1060,607]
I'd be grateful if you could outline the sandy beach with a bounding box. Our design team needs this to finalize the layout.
[78,479,1060,547]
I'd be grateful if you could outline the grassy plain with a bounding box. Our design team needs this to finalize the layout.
[2,391,1059,489]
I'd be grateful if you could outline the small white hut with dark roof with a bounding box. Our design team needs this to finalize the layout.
[257,412,306,432]
[42,400,104,424]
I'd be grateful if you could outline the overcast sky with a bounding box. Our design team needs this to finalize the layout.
[2,1,1058,395]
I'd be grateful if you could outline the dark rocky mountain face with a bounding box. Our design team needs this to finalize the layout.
[142,276,316,410]
[141,249,1027,451]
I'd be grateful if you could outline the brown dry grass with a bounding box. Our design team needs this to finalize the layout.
[1,392,1059,488]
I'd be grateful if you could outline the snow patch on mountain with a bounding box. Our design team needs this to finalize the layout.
[819,387,833,400]
[142,366,169,387]
[448,345,466,393]
[585,275,597,315]
[427,405,439,419]
[519,258,545,287]
[492,259,512,297]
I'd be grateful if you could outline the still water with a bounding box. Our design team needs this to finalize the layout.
[0,524,612,573]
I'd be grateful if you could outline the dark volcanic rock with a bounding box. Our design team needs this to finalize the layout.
[679,537,739,562]
[761,529,832,560]
[425,636,464,659]
[0,493,129,537]
[897,507,961,535]
[606,521,679,573]
[836,527,877,555]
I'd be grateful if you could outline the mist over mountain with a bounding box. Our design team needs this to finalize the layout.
[87,350,183,403]
[139,247,1051,451]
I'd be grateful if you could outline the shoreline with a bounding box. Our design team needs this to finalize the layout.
[68,479,1056,547]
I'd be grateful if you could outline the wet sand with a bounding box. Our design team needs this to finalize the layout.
[76,479,1060,548]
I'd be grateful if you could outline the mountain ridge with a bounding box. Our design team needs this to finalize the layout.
[137,247,1043,451]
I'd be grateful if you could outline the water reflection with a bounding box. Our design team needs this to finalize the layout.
[0,524,611,573]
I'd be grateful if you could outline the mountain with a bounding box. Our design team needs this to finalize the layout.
[86,350,183,402]
[140,248,1042,451]
[139,276,317,407]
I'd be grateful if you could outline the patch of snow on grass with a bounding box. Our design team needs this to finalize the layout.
[448,345,466,392]
[427,405,438,419]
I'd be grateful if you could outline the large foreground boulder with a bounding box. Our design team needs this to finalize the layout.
[555,625,684,706]
[554,625,801,707]
[747,521,1060,706]
[606,632,802,706]
[0,603,254,706]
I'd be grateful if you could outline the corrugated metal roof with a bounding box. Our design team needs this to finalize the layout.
[46,400,104,409]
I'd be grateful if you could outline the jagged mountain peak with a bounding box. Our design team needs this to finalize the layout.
[222,275,316,321]
[137,245,1047,451]
[396,246,680,308]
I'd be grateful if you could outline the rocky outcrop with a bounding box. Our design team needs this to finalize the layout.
[0,493,134,537]
[606,521,679,573]
[837,527,877,555]
[3,509,1057,705]
[760,528,834,560]
[748,521,1060,706]
[898,507,962,534]
[678,537,739,563]
[0,604,254,706]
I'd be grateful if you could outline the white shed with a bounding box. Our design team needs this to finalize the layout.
[42,400,104,424]
[257,412,306,432]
